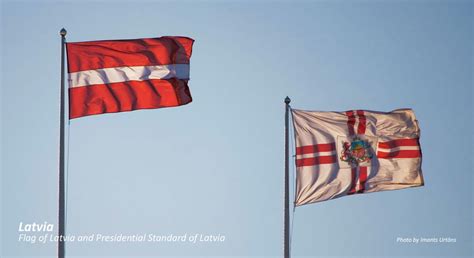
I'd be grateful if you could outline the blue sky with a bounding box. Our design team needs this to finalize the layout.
[1,0,472,257]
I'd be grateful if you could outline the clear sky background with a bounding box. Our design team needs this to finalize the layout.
[1,0,472,257]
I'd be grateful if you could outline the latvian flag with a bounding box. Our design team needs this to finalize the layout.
[292,109,424,206]
[66,36,194,119]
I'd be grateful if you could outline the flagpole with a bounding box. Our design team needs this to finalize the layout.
[284,96,291,258]
[58,28,67,258]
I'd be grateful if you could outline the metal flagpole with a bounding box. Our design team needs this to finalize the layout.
[58,28,67,258]
[284,96,291,258]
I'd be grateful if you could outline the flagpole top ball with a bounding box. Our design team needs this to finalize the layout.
[284,96,291,104]
[60,28,67,37]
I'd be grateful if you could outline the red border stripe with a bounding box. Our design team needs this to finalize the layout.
[378,138,420,149]
[66,37,194,72]
[346,111,356,135]
[356,110,366,135]
[296,155,337,167]
[357,166,368,193]
[377,150,422,159]
[69,78,192,119]
[296,143,336,155]
[347,167,357,195]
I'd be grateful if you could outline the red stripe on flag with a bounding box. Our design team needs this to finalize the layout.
[347,167,357,195]
[296,143,336,155]
[295,155,337,167]
[346,111,356,135]
[357,166,368,193]
[378,138,420,149]
[66,37,194,72]
[69,79,192,119]
[377,150,422,159]
[356,110,366,135]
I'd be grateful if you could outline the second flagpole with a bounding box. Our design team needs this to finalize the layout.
[284,96,291,258]
[58,28,67,258]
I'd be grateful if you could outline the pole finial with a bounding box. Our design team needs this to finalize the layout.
[60,28,67,37]
[284,96,291,104]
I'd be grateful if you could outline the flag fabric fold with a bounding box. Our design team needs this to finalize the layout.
[66,36,194,119]
[292,109,424,206]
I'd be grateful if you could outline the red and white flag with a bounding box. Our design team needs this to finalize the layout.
[66,36,194,119]
[292,109,424,206]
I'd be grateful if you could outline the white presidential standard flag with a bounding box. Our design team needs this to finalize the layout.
[292,109,424,206]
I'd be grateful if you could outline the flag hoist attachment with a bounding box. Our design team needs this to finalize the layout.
[284,96,291,258]
[58,28,67,258]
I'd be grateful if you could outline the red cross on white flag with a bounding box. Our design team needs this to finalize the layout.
[292,109,424,206]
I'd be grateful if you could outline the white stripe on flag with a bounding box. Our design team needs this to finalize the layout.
[353,110,360,133]
[377,146,420,152]
[296,151,337,159]
[68,64,190,88]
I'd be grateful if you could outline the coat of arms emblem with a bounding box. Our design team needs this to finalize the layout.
[340,136,373,166]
